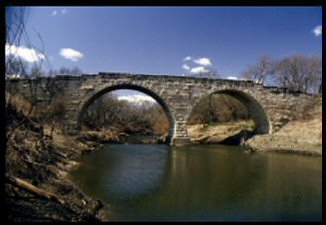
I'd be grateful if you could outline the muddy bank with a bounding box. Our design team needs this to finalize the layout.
[5,105,108,222]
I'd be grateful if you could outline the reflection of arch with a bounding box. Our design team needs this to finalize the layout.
[188,89,271,135]
[77,84,175,142]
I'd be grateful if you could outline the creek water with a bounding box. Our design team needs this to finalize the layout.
[69,144,322,221]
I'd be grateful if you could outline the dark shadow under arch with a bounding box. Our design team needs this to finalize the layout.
[188,89,270,135]
[78,84,175,143]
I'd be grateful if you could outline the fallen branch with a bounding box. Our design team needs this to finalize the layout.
[7,175,66,205]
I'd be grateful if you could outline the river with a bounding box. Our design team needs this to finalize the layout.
[69,144,322,222]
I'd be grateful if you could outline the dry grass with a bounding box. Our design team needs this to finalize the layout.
[246,97,322,156]
[188,120,255,143]
[6,93,33,117]
[294,96,322,121]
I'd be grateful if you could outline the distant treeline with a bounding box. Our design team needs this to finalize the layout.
[80,93,169,137]
[188,94,250,125]
[80,92,251,136]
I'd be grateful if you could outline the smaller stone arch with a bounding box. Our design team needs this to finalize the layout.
[77,83,175,143]
[188,89,271,135]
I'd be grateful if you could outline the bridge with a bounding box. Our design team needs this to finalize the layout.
[6,72,315,146]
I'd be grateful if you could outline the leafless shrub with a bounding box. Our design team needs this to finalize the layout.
[80,93,170,136]
[188,93,250,125]
[243,53,322,94]
[242,55,273,84]
[293,97,321,121]
[272,54,322,94]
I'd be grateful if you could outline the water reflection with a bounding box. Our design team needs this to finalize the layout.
[71,144,169,202]
[70,144,322,221]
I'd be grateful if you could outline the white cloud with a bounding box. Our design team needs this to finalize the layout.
[312,25,322,37]
[117,94,156,105]
[190,66,209,74]
[183,56,192,61]
[51,9,67,16]
[193,57,212,66]
[5,44,45,63]
[226,76,238,80]
[182,55,216,76]
[182,64,190,70]
[51,10,57,16]
[60,48,84,62]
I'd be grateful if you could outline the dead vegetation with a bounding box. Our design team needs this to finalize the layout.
[80,92,170,143]
[188,120,255,144]
[5,93,105,222]
[246,96,322,156]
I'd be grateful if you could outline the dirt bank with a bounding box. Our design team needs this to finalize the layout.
[245,97,322,156]
[187,120,255,144]
[81,127,169,144]
[5,105,107,221]
[187,96,322,157]
[245,117,322,156]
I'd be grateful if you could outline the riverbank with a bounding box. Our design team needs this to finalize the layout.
[245,117,322,156]
[245,97,322,157]
[187,120,255,144]
[5,104,107,221]
[5,94,322,221]
[81,127,168,144]
[187,96,322,157]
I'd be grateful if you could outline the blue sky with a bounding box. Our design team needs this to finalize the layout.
[7,6,321,79]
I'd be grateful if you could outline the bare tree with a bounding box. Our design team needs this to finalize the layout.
[5,7,29,78]
[242,55,273,84]
[5,7,50,139]
[272,54,322,93]
[5,58,29,78]
[80,93,170,136]
[188,93,250,125]
[29,64,44,78]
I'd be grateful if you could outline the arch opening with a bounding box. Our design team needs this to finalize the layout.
[78,84,174,145]
[187,89,270,145]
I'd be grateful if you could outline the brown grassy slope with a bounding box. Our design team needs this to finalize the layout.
[5,94,104,221]
[187,120,255,143]
[246,96,322,156]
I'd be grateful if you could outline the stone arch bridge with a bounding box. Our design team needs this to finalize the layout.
[6,72,315,146]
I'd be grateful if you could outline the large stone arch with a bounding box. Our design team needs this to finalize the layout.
[77,83,175,143]
[6,73,316,146]
[187,88,271,135]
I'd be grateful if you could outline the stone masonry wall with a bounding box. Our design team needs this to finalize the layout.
[5,73,316,146]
